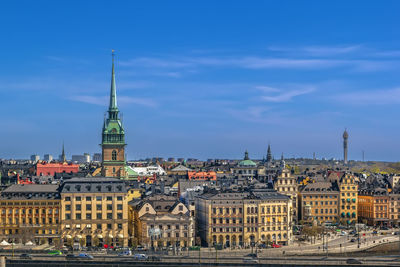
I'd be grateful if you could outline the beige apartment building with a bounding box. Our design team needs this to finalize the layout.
[197,188,292,248]
[60,177,128,247]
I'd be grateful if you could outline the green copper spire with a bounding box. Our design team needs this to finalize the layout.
[102,50,125,145]
[108,50,119,119]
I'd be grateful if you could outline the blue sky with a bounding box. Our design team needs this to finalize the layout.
[1,1,400,161]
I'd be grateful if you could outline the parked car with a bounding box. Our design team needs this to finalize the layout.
[243,257,259,263]
[271,243,281,248]
[245,253,258,258]
[148,255,161,261]
[133,253,148,261]
[135,246,146,251]
[118,250,132,256]
[77,253,94,260]
[350,238,356,243]
[372,230,378,235]
[48,250,62,256]
[20,254,32,260]
[346,258,362,264]
[65,254,78,260]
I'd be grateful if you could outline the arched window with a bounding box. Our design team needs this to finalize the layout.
[113,167,116,173]
[112,150,117,160]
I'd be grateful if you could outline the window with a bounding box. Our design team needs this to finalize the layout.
[65,205,71,211]
[107,204,113,210]
[176,225,179,230]
[96,224,102,230]
[107,213,112,219]
[97,213,102,219]
[96,204,102,210]
[117,196,123,201]
[65,197,71,201]
[118,223,122,229]
[106,196,112,201]
[76,204,81,211]
[107,224,112,230]
[76,224,81,229]
[96,196,102,201]
[86,213,92,219]
[76,213,81,219]
[86,204,92,211]
[212,208,216,214]
[117,213,123,219]
[112,150,117,160]
[76,197,81,201]
[117,204,123,210]
[86,196,91,201]
[179,205,183,211]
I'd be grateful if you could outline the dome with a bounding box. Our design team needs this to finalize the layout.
[238,159,257,167]
[238,150,257,167]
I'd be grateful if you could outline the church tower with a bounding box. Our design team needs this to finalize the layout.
[343,129,348,165]
[101,51,126,177]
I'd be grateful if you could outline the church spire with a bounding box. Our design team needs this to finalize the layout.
[61,142,66,163]
[108,50,119,119]
[266,144,272,163]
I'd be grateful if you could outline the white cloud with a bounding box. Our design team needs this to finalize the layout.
[267,45,362,56]
[68,95,157,108]
[258,85,316,103]
[335,87,400,105]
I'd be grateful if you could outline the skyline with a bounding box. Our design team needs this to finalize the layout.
[1,1,400,161]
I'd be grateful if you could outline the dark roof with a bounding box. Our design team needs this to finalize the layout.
[60,177,127,193]
[1,184,60,200]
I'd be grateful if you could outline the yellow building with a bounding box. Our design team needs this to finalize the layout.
[300,181,339,224]
[339,174,358,225]
[196,188,292,248]
[60,178,129,247]
[0,184,61,246]
[274,168,298,222]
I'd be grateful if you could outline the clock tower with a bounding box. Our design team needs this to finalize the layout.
[101,51,126,178]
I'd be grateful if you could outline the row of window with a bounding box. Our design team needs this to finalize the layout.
[64,196,123,201]
[149,224,189,230]
[0,217,59,224]
[314,208,338,214]
[65,212,123,220]
[303,195,338,199]
[65,223,123,230]
[0,202,57,206]
[1,228,58,235]
[304,201,338,206]
[1,208,58,215]
[211,225,288,233]
[212,206,287,215]
[65,204,123,211]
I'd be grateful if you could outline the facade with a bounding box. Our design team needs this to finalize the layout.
[36,162,79,176]
[188,171,217,181]
[60,178,129,247]
[274,168,298,222]
[130,195,194,248]
[300,182,339,224]
[358,190,389,226]
[43,154,53,162]
[101,53,127,178]
[0,184,61,245]
[196,189,292,248]
[338,174,358,225]
[389,193,400,226]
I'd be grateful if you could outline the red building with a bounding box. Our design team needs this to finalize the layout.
[188,171,217,181]
[36,162,79,176]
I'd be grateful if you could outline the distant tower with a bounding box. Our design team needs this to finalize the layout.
[244,150,249,160]
[280,153,285,169]
[61,142,66,162]
[343,129,349,164]
[266,144,272,163]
